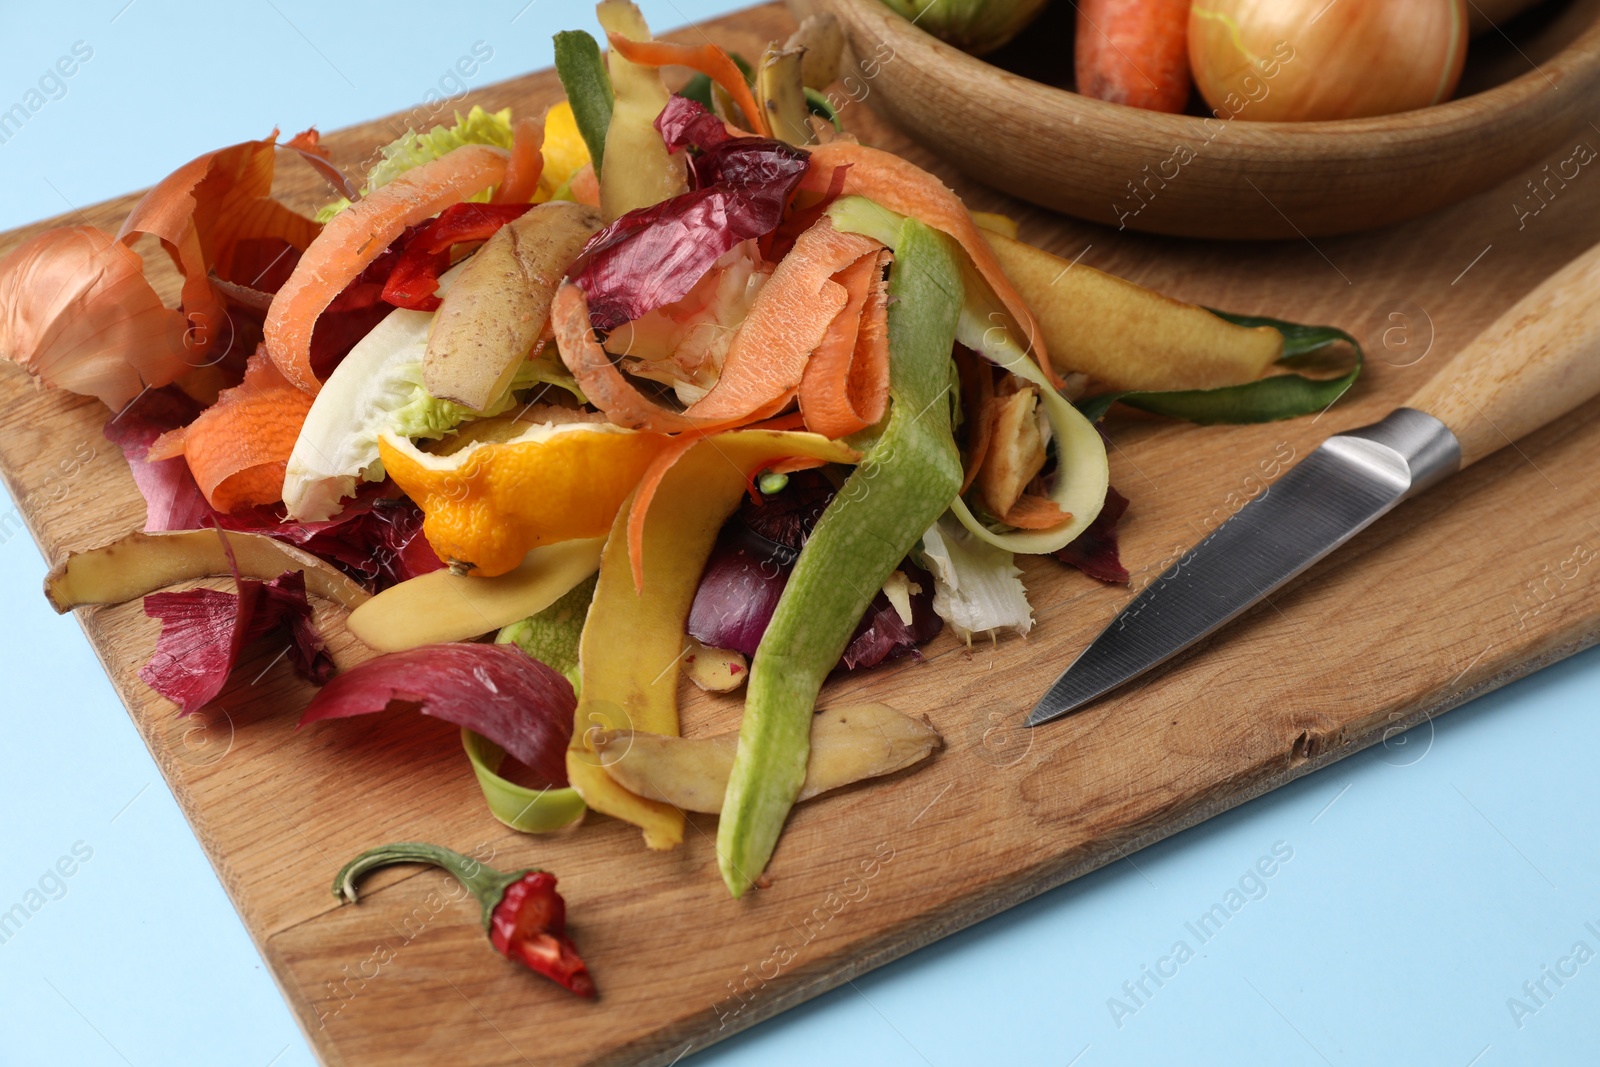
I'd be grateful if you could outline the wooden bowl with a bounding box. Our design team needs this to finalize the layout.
[786,0,1600,238]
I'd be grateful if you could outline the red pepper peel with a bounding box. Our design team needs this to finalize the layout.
[490,872,595,998]
[333,842,596,998]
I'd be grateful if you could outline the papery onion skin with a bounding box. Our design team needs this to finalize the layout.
[118,131,326,364]
[140,569,331,716]
[0,226,189,410]
[1189,0,1468,123]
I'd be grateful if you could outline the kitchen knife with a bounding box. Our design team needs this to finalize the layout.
[1029,241,1600,727]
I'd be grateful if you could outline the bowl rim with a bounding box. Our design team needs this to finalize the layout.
[827,0,1600,142]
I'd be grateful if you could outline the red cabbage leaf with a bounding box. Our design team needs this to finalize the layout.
[1054,486,1130,584]
[299,644,574,787]
[140,569,331,715]
[104,386,442,590]
[687,471,942,669]
[566,96,809,332]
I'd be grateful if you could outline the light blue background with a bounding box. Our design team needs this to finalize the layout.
[3,3,1599,1064]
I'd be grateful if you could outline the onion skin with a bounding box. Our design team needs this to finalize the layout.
[1189,0,1469,122]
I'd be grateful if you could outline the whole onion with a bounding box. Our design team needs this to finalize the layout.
[1188,0,1469,122]
[879,0,1049,55]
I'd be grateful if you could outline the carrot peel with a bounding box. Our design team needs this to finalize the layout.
[689,220,881,425]
[263,144,509,394]
[148,345,314,513]
[999,496,1074,530]
[805,142,1062,388]
[556,221,852,436]
[799,248,892,439]
[605,33,769,137]
[492,117,547,205]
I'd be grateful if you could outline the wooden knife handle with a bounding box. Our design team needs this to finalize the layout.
[1404,240,1600,468]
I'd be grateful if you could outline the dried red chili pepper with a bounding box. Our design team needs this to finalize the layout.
[333,842,596,998]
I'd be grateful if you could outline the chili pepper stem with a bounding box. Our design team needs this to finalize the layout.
[333,841,528,927]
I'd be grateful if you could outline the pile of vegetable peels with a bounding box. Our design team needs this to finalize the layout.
[0,2,1361,902]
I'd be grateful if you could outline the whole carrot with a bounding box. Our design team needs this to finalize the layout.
[1075,0,1192,113]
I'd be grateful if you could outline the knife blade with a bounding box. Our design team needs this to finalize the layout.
[1029,240,1600,728]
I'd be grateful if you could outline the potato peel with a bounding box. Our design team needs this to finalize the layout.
[347,538,603,652]
[593,703,942,814]
[45,528,371,614]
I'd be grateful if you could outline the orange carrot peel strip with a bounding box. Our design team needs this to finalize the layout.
[263,143,510,394]
[802,141,1063,387]
[622,412,842,590]
[492,117,546,205]
[146,345,315,512]
[798,247,892,439]
[998,495,1074,529]
[692,221,881,424]
[624,431,706,591]
[605,33,769,137]
[552,283,795,435]
[555,220,881,436]
[553,283,712,434]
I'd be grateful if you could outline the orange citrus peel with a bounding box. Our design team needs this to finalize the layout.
[376,421,672,577]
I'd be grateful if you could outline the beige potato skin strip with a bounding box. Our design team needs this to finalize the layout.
[784,13,845,90]
[45,529,371,613]
[683,637,748,693]
[423,201,602,411]
[347,538,603,652]
[978,228,1283,392]
[596,0,688,221]
[593,703,942,814]
[756,46,812,147]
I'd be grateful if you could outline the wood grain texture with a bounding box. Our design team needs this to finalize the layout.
[4,5,1600,1065]
[794,0,1600,237]
[1407,237,1600,464]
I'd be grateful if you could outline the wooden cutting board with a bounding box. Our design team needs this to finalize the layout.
[4,5,1600,1064]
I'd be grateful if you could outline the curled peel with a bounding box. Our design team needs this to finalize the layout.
[0,226,188,410]
[570,427,858,850]
[264,144,510,394]
[0,131,330,410]
[594,702,942,813]
[804,142,1061,387]
[45,528,370,614]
